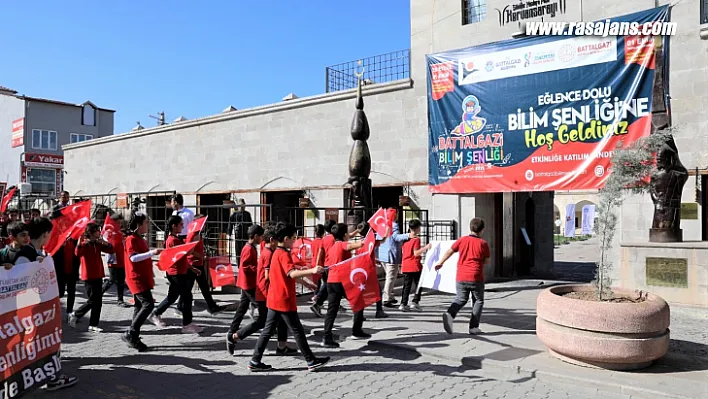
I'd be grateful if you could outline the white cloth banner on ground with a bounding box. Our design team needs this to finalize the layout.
[564,204,576,238]
[0,256,62,398]
[419,240,458,295]
[581,205,596,235]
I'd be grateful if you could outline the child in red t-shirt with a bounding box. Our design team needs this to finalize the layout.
[310,220,338,317]
[248,222,329,372]
[227,222,294,356]
[434,217,490,335]
[227,224,264,342]
[70,222,115,332]
[150,215,203,334]
[121,212,162,352]
[101,212,131,307]
[399,219,431,312]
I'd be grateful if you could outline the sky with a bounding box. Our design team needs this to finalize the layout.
[0,1,411,134]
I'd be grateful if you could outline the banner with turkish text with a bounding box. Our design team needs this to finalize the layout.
[564,203,576,238]
[427,6,671,193]
[208,256,236,288]
[0,257,62,398]
[581,204,596,235]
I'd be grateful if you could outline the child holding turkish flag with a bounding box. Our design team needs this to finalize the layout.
[122,212,162,352]
[248,222,329,372]
[149,215,204,334]
[321,223,367,348]
[101,212,131,307]
[227,224,264,342]
[69,222,115,333]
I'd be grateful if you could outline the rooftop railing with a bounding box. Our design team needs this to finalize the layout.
[325,49,410,93]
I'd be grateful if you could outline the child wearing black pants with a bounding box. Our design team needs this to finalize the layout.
[249,222,329,372]
[399,219,431,312]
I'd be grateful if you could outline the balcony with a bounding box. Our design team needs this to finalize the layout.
[325,49,410,93]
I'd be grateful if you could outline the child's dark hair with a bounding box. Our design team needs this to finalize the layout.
[9,221,28,238]
[324,219,336,233]
[314,224,325,238]
[408,219,422,231]
[128,212,148,234]
[262,223,276,244]
[27,218,52,239]
[331,223,348,241]
[84,222,101,238]
[274,222,296,243]
[470,217,485,234]
[7,207,18,214]
[247,224,264,239]
[167,215,182,234]
[30,208,41,215]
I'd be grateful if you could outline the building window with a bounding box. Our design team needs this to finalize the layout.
[27,168,57,196]
[70,133,94,143]
[82,104,96,126]
[31,129,57,150]
[462,0,487,25]
[702,0,708,24]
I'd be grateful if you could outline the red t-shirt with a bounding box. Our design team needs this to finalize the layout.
[76,241,114,281]
[165,235,188,276]
[451,235,490,282]
[187,239,204,267]
[109,238,125,269]
[256,246,273,302]
[401,237,422,273]
[325,241,350,283]
[125,234,154,294]
[310,237,323,267]
[238,243,258,290]
[266,247,298,312]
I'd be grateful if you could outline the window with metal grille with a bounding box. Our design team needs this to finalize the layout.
[462,0,487,25]
[702,0,708,24]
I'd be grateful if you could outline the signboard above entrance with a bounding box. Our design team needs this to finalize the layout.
[427,6,670,194]
[496,0,568,27]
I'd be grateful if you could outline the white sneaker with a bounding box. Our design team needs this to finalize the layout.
[88,326,104,333]
[68,314,78,328]
[398,304,410,312]
[182,323,204,334]
[469,327,482,335]
[411,303,423,312]
[148,314,167,328]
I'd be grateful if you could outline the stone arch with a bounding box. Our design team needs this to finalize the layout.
[259,176,303,190]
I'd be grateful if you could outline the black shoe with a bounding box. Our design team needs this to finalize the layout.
[442,312,454,335]
[275,346,298,356]
[44,374,78,391]
[310,304,323,318]
[351,331,372,339]
[338,305,346,312]
[117,301,131,308]
[389,299,398,305]
[321,339,340,348]
[383,301,396,308]
[248,361,273,372]
[226,333,236,355]
[135,339,149,352]
[375,311,389,319]
[307,356,330,371]
[208,305,226,315]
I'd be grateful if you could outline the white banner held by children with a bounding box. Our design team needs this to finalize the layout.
[419,241,458,295]
[1,257,62,398]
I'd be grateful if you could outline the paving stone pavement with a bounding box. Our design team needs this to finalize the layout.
[26,288,646,399]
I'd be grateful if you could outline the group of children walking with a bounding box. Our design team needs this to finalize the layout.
[1,197,492,374]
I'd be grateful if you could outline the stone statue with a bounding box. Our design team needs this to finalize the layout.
[649,131,688,242]
[346,62,373,233]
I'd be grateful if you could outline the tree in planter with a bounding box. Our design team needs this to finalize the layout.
[593,129,674,300]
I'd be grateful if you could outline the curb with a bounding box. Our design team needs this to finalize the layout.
[366,339,694,399]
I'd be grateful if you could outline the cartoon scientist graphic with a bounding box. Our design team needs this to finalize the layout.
[451,95,487,136]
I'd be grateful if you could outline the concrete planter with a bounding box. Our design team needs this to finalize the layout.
[536,284,670,370]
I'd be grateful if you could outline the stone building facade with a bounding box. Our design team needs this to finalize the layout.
[62,0,706,284]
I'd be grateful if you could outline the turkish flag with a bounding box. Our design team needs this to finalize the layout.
[330,251,380,312]
[368,208,391,238]
[157,241,199,271]
[46,200,92,256]
[0,186,17,213]
[208,256,236,287]
[355,229,376,258]
[186,215,208,241]
[102,214,125,267]
[291,237,313,267]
